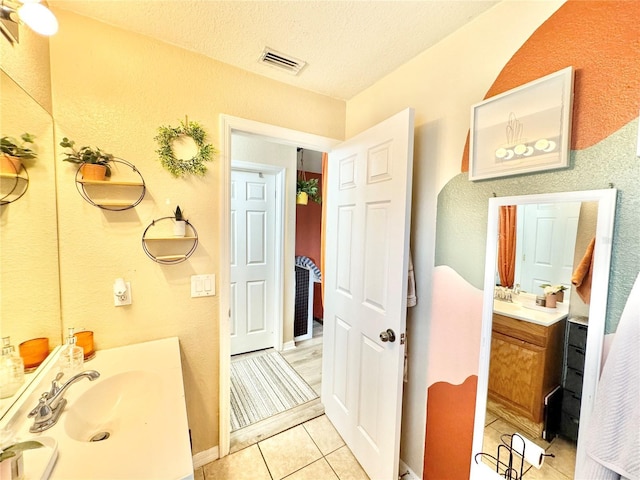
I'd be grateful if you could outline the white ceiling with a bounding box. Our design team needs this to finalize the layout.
[49,0,499,101]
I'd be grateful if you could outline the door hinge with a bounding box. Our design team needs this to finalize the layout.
[400,333,406,345]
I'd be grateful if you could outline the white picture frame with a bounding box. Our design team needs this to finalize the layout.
[469,66,574,181]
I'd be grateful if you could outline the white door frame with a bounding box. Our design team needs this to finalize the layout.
[219,114,339,457]
[231,161,285,354]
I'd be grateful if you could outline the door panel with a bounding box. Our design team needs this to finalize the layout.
[517,202,581,293]
[231,169,276,355]
[322,108,414,480]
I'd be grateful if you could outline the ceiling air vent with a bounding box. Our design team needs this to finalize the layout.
[259,47,306,75]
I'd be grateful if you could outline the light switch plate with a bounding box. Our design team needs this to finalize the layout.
[191,274,215,297]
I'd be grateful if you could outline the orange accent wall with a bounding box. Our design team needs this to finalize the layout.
[295,171,324,319]
[424,376,478,480]
[461,0,640,172]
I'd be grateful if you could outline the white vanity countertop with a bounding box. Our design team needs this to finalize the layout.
[493,298,569,326]
[9,337,194,480]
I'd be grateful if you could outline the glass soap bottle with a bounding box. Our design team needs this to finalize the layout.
[58,327,84,376]
[0,336,25,399]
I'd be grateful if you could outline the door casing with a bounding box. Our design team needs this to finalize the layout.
[219,115,339,456]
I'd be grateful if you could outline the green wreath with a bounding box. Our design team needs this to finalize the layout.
[155,120,216,177]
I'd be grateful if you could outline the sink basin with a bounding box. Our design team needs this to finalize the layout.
[64,370,162,442]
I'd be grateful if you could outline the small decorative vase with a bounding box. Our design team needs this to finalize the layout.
[545,293,557,308]
[296,192,308,205]
[0,155,22,174]
[556,290,564,303]
[174,220,186,237]
[81,164,107,181]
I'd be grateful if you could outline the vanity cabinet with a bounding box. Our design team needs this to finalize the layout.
[489,313,566,425]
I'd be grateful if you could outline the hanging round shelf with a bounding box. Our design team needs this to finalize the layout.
[74,157,146,211]
[0,165,30,205]
[141,216,199,265]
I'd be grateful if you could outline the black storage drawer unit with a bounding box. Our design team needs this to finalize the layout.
[560,319,588,442]
[566,345,586,371]
[564,367,584,395]
[560,410,580,442]
[562,390,582,417]
[567,322,588,350]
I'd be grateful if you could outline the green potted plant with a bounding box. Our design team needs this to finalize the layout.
[0,133,37,174]
[174,205,186,236]
[296,178,321,205]
[541,284,567,306]
[59,137,114,180]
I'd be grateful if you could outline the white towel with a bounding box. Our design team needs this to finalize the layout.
[577,273,640,480]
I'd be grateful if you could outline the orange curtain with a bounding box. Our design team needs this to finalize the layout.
[498,205,517,288]
[320,152,328,304]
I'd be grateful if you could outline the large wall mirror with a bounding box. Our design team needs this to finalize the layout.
[0,69,62,420]
[470,189,617,479]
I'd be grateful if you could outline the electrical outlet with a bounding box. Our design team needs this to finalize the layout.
[114,282,132,306]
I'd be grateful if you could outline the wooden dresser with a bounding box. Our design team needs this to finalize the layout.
[489,313,566,426]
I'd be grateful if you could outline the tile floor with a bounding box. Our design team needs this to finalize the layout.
[197,415,370,480]
[483,411,576,479]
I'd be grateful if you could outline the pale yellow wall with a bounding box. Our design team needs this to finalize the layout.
[0,23,52,113]
[47,8,344,454]
[231,133,298,346]
[344,1,565,475]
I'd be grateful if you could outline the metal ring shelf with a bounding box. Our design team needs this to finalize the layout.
[141,217,199,265]
[0,166,30,205]
[74,158,146,211]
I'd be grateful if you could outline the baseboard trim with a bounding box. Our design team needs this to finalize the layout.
[192,446,219,469]
[399,459,421,480]
[282,340,296,351]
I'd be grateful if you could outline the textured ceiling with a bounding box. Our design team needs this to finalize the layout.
[49,0,499,100]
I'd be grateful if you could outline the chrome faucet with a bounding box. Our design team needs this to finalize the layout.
[494,286,513,302]
[28,370,100,433]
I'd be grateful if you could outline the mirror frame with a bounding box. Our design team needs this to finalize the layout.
[470,188,617,478]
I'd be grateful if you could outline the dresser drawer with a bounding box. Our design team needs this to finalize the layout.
[568,322,588,349]
[562,389,582,417]
[564,367,584,395]
[567,345,586,371]
[561,411,580,441]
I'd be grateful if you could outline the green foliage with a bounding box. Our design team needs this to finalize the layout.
[297,178,322,204]
[154,120,216,178]
[59,137,114,177]
[174,205,184,221]
[0,440,43,462]
[1,133,37,160]
[540,284,567,293]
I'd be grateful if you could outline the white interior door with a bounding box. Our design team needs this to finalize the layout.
[230,169,276,355]
[322,108,414,480]
[516,202,581,293]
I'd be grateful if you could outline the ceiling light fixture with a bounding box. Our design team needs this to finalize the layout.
[1,0,58,43]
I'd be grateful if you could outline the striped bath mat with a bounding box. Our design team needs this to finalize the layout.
[230,351,318,431]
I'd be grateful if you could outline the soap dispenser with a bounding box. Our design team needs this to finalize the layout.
[0,336,25,399]
[58,328,84,376]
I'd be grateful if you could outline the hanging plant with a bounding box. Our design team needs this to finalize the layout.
[154,119,216,178]
[297,178,321,204]
[296,148,321,205]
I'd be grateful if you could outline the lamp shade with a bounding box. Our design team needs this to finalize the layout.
[18,2,58,35]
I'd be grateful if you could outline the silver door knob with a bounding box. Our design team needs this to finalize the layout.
[379,329,396,343]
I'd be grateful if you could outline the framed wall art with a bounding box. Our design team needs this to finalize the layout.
[469,66,574,181]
